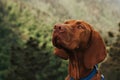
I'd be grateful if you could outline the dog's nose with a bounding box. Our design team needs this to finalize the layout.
[54,24,65,32]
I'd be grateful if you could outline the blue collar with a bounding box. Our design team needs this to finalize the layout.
[70,65,99,80]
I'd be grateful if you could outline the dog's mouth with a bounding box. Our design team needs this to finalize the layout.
[52,36,63,49]
[52,29,73,49]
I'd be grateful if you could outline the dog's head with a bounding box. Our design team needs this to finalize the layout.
[52,20,92,50]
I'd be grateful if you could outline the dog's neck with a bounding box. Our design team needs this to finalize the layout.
[68,51,93,80]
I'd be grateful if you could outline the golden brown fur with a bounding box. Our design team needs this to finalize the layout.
[52,20,107,80]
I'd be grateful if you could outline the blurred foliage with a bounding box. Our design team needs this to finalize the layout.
[0,0,120,80]
[0,0,67,80]
[5,37,67,80]
[23,0,120,45]
[100,25,120,80]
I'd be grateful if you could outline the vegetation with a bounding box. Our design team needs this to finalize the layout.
[100,24,120,80]
[0,0,119,80]
[0,0,67,80]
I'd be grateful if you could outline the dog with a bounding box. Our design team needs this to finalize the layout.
[52,20,107,80]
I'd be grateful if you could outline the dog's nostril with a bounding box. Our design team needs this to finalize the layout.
[54,25,62,30]
[54,24,65,32]
[54,25,57,29]
[58,26,62,30]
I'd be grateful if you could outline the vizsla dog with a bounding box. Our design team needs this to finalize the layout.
[52,20,107,80]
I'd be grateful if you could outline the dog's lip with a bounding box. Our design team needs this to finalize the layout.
[54,36,59,44]
[52,36,63,49]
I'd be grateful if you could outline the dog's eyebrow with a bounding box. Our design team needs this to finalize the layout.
[64,21,69,24]
[76,22,86,29]
[76,21,81,25]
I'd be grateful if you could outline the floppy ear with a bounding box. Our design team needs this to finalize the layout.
[54,48,69,60]
[84,30,107,69]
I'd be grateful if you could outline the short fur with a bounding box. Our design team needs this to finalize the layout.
[52,20,107,80]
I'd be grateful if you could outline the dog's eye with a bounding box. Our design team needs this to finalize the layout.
[77,24,85,29]
[77,25,82,29]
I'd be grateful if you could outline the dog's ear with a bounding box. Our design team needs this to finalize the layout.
[54,48,69,60]
[84,30,107,69]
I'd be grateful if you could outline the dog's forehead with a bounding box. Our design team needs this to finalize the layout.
[64,20,76,24]
[64,20,83,25]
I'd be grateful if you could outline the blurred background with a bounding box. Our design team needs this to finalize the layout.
[0,0,120,80]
